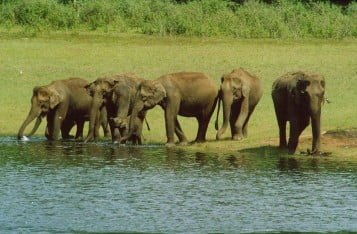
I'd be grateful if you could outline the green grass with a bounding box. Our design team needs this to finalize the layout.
[0,33,356,157]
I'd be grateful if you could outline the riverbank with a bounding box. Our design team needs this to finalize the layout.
[0,33,356,157]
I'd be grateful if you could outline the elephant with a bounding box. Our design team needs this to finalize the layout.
[110,112,148,145]
[84,73,147,144]
[272,71,326,155]
[122,72,219,147]
[215,68,263,140]
[17,77,109,140]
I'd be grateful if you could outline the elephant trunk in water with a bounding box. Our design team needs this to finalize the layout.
[17,107,42,139]
[216,91,233,140]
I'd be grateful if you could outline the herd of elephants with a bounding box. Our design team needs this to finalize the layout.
[17,68,326,155]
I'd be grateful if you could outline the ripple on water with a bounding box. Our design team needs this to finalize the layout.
[0,137,356,233]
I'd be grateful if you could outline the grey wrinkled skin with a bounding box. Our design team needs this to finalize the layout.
[84,73,147,144]
[123,72,218,147]
[18,77,109,141]
[272,71,326,155]
[215,68,263,141]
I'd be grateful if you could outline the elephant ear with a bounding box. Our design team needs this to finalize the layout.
[84,82,95,96]
[106,78,119,87]
[48,88,61,109]
[241,84,250,98]
[33,86,41,95]
[152,81,166,104]
[296,79,310,93]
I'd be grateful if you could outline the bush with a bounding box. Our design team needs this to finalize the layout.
[0,0,355,38]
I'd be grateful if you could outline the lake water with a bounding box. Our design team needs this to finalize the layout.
[0,137,356,233]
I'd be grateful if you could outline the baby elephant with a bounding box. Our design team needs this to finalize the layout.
[110,114,145,145]
[215,68,263,140]
[272,71,326,155]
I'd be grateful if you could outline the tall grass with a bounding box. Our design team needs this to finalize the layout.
[0,0,356,38]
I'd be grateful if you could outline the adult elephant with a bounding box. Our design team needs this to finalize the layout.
[122,72,219,147]
[17,77,109,140]
[84,73,147,143]
[215,68,263,140]
[272,71,326,155]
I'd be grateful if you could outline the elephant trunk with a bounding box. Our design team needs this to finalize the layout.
[216,92,233,140]
[27,116,42,136]
[310,104,322,154]
[121,100,144,142]
[84,93,103,143]
[17,107,41,139]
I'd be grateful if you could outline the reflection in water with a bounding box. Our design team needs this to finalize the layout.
[0,137,356,233]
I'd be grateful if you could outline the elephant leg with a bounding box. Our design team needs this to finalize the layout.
[102,121,110,137]
[51,104,68,141]
[242,111,253,138]
[164,103,179,147]
[273,99,287,148]
[278,119,287,148]
[288,117,309,154]
[229,103,240,139]
[195,116,210,143]
[75,120,85,140]
[174,118,188,145]
[111,126,121,143]
[233,98,249,141]
[61,119,75,139]
[46,111,55,140]
[45,124,50,140]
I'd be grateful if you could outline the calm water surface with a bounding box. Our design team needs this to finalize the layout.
[0,137,356,233]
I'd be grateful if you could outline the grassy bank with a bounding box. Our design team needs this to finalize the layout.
[0,0,356,39]
[0,33,356,156]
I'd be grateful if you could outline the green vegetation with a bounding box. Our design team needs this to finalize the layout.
[0,0,356,39]
[0,34,356,156]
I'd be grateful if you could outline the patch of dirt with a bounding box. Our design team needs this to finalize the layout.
[266,129,357,149]
[320,129,357,148]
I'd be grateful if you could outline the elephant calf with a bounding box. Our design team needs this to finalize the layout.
[110,113,146,145]
[84,73,147,144]
[215,68,263,140]
[272,71,326,155]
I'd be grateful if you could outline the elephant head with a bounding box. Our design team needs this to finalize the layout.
[290,72,325,153]
[17,86,62,139]
[215,70,250,139]
[122,80,166,142]
[85,77,119,103]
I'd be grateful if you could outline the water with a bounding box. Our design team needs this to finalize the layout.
[0,137,356,233]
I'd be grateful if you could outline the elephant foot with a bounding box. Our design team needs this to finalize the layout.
[232,134,243,141]
[215,134,221,141]
[62,134,75,140]
[178,141,189,146]
[165,142,176,147]
[307,149,329,156]
[75,136,83,141]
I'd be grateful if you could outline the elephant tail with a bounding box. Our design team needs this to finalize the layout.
[145,117,150,131]
[215,90,222,131]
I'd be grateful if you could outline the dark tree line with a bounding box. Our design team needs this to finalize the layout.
[1,0,353,6]
[173,0,352,6]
